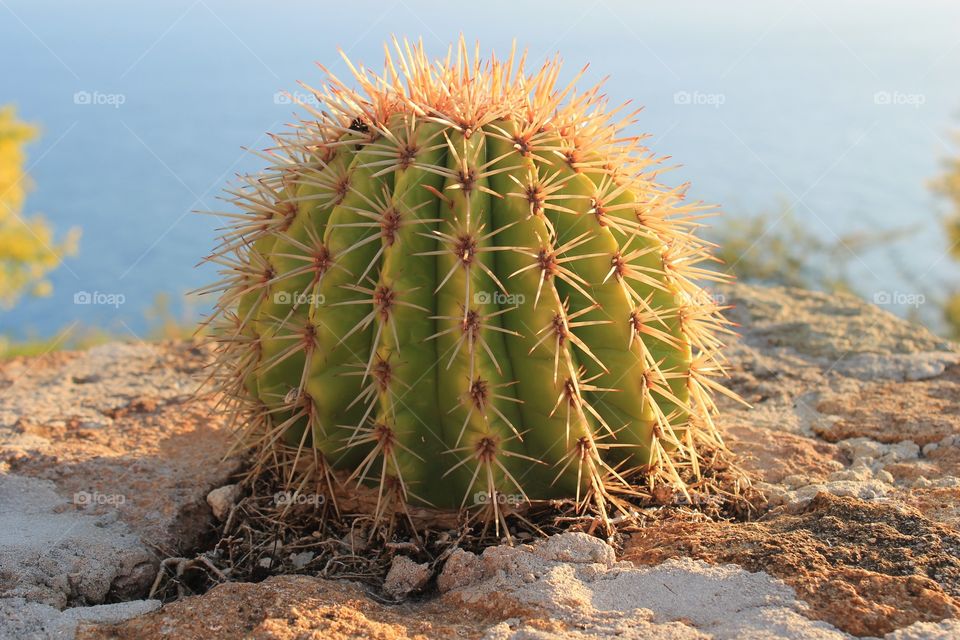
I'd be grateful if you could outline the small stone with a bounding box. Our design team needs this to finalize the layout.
[839,437,886,462]
[438,548,481,593]
[781,474,810,489]
[533,532,615,566]
[828,468,870,483]
[876,469,895,484]
[383,555,432,598]
[887,440,921,461]
[756,481,790,507]
[340,528,368,552]
[206,483,242,521]
[289,551,314,569]
[933,476,960,488]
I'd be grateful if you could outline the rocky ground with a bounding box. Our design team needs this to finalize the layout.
[1,284,959,639]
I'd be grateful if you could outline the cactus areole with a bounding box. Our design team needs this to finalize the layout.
[203,39,737,526]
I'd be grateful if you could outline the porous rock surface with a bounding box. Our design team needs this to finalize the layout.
[0,342,239,637]
[2,284,959,639]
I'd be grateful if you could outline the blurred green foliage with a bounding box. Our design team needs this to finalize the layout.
[0,291,203,359]
[710,205,910,295]
[0,106,79,307]
[931,128,960,340]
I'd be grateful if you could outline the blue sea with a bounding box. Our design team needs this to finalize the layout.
[2,0,959,339]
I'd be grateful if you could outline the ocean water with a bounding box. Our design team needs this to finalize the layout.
[2,0,959,339]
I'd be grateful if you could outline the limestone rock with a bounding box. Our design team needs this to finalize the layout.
[3,284,959,639]
[383,556,432,598]
[0,598,159,640]
[0,342,239,623]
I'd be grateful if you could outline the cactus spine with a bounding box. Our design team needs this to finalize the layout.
[202,39,737,525]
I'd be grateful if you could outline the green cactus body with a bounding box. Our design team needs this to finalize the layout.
[204,40,734,519]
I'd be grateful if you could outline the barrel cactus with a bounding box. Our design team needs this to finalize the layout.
[202,39,736,527]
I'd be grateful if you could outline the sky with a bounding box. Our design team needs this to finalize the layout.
[1,0,959,338]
